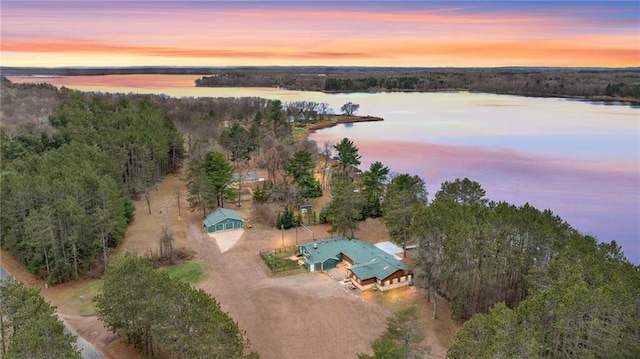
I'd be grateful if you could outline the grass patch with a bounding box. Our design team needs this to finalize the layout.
[364,286,417,313]
[260,247,302,274]
[159,261,208,284]
[52,280,103,316]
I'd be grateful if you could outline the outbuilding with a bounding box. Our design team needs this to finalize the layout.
[203,208,243,233]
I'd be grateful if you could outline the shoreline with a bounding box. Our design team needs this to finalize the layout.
[4,74,638,105]
[319,88,640,104]
[305,114,384,133]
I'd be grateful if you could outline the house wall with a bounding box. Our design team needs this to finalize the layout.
[376,271,412,292]
[347,271,377,287]
[307,257,340,272]
[348,269,413,292]
[380,270,409,285]
[377,279,411,292]
[207,219,242,233]
[352,280,377,291]
[321,257,340,271]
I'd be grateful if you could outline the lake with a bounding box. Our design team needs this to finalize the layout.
[7,74,639,264]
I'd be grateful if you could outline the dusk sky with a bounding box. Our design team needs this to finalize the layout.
[2,1,639,68]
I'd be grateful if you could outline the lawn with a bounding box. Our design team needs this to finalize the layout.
[159,261,208,284]
[52,279,103,316]
[261,248,303,274]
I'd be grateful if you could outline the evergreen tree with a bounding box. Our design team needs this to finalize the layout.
[361,161,389,218]
[0,278,81,359]
[332,137,361,180]
[95,255,257,358]
[285,150,322,199]
[448,236,640,359]
[204,151,235,208]
[359,306,426,359]
[326,178,362,238]
[382,174,427,256]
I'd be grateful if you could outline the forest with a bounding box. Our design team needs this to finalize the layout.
[1,77,639,358]
[1,91,184,284]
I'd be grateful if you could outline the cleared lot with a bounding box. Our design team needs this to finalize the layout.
[1,172,456,359]
[191,223,389,359]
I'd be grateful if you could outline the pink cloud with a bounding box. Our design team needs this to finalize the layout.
[2,1,638,67]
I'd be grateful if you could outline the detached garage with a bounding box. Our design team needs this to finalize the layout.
[203,208,243,233]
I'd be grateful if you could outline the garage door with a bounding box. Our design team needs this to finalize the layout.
[225,221,234,230]
[215,223,224,232]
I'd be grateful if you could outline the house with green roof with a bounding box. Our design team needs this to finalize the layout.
[297,238,412,291]
[203,208,243,233]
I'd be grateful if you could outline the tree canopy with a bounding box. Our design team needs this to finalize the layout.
[94,255,257,359]
[0,94,182,284]
[185,151,234,216]
[326,178,362,238]
[285,150,322,199]
[0,278,82,358]
[332,137,361,180]
[382,173,428,256]
[361,161,390,218]
[447,236,640,358]
[341,102,360,116]
[359,305,426,359]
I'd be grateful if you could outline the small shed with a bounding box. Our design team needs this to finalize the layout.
[231,172,262,183]
[203,208,243,233]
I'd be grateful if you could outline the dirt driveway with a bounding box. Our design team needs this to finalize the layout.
[208,228,244,253]
[191,222,389,358]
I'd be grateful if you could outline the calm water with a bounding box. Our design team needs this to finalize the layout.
[8,75,640,263]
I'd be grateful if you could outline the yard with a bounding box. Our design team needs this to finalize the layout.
[260,246,304,274]
[1,169,459,359]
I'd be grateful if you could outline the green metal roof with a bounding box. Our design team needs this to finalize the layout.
[299,238,407,280]
[349,256,405,281]
[203,208,243,228]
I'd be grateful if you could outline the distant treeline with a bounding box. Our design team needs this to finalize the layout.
[195,68,640,100]
[2,66,638,100]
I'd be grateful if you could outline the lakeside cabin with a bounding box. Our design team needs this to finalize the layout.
[297,238,412,292]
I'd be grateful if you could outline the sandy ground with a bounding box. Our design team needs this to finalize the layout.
[208,229,244,253]
[0,170,459,359]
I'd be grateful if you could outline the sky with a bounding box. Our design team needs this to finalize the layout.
[1,1,639,68]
